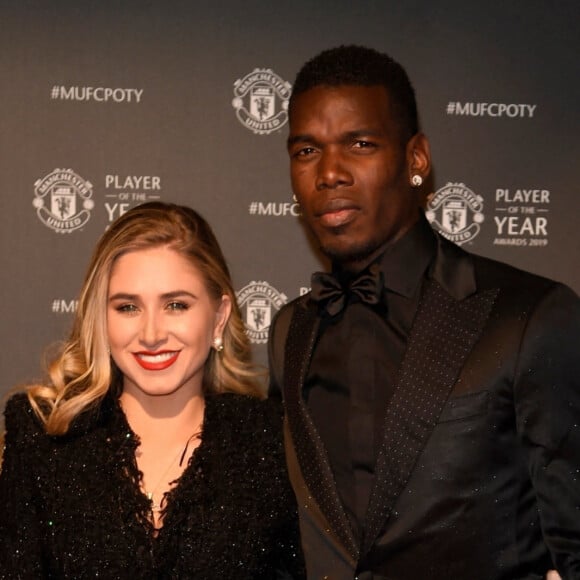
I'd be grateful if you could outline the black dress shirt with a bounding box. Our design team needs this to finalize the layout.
[304,216,437,541]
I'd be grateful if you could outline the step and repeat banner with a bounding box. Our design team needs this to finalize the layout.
[1,0,578,407]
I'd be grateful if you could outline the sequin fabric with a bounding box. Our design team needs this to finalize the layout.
[0,392,305,579]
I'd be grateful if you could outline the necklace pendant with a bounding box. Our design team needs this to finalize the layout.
[146,491,161,512]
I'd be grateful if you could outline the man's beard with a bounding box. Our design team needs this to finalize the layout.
[320,235,383,269]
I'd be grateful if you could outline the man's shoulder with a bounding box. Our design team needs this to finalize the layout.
[439,233,570,295]
[271,294,310,336]
[268,293,314,384]
[470,250,571,298]
[280,292,311,311]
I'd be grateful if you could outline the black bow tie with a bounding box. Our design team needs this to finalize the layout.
[310,263,384,317]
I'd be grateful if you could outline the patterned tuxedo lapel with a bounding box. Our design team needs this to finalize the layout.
[283,299,359,560]
[360,279,498,557]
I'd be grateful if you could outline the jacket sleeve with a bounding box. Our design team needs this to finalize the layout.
[267,303,295,400]
[514,283,580,579]
[0,394,46,579]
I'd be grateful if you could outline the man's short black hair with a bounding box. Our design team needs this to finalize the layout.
[289,45,419,141]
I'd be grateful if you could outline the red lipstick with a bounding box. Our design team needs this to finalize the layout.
[133,351,179,371]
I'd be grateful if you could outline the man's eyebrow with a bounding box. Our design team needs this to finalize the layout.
[288,129,385,149]
[342,129,384,140]
[287,134,315,148]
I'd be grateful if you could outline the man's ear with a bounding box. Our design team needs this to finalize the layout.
[406,132,431,179]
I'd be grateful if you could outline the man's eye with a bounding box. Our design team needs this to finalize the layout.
[353,140,375,149]
[293,147,316,157]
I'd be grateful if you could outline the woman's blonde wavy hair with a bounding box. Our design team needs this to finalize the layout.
[27,202,264,436]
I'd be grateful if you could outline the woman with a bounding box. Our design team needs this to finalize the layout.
[0,202,304,579]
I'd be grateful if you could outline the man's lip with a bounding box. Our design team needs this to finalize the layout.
[316,199,359,228]
[132,351,180,371]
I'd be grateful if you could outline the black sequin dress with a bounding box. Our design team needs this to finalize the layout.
[0,392,305,579]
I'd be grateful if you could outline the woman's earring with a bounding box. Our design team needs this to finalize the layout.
[212,337,224,352]
[411,174,423,187]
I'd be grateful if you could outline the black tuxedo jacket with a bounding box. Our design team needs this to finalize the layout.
[269,233,580,580]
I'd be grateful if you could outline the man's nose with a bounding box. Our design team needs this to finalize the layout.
[315,149,353,190]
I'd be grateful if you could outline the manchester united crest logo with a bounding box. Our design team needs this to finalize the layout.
[426,182,484,245]
[33,168,94,233]
[236,281,287,344]
[232,68,291,135]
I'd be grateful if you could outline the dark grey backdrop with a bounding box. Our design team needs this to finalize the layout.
[1,0,579,408]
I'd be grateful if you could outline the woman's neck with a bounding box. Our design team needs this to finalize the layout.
[119,389,205,447]
[119,389,206,531]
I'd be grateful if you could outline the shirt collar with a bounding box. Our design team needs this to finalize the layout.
[331,213,436,299]
[378,213,436,297]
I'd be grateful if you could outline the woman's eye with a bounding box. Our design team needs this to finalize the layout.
[116,304,138,313]
[167,301,188,311]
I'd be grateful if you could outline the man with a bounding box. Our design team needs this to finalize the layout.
[268,45,580,579]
